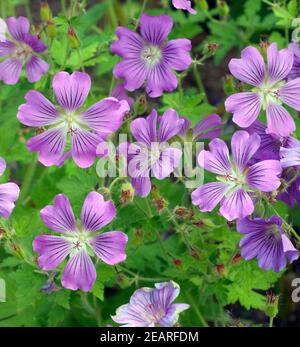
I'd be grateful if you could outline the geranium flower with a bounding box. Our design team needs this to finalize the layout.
[179,113,222,140]
[171,0,197,14]
[0,157,20,219]
[112,281,189,327]
[17,71,129,168]
[278,169,300,208]
[0,16,48,84]
[288,43,300,80]
[192,131,282,221]
[280,145,300,168]
[33,192,128,292]
[246,121,299,161]
[120,109,184,197]
[111,14,192,98]
[237,216,298,272]
[225,43,300,136]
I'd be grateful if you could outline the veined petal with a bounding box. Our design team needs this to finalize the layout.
[278,77,300,111]
[90,231,128,265]
[61,250,96,292]
[131,175,152,197]
[280,146,300,168]
[162,39,192,71]
[225,92,261,128]
[158,109,185,142]
[140,14,173,46]
[172,0,197,14]
[80,192,116,232]
[228,46,265,86]
[0,183,20,219]
[40,194,76,233]
[151,147,182,179]
[266,102,295,137]
[0,58,22,85]
[33,235,72,270]
[193,114,222,140]
[17,90,59,127]
[6,16,29,41]
[267,43,293,84]
[131,109,158,145]
[26,56,49,83]
[52,71,91,112]
[111,27,144,59]
[0,40,15,56]
[246,160,282,191]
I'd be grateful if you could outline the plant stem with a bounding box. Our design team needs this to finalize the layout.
[76,47,85,72]
[193,63,207,102]
[135,0,147,30]
[18,156,38,206]
[108,1,118,28]
[186,292,208,327]
[118,266,167,282]
[269,316,274,327]
[61,0,67,16]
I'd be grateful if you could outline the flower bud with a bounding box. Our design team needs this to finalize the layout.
[202,42,219,58]
[172,258,183,267]
[152,197,166,213]
[134,95,148,115]
[231,253,242,265]
[193,220,205,228]
[120,183,134,205]
[174,207,194,220]
[265,292,279,319]
[198,0,208,11]
[117,273,131,288]
[40,1,52,22]
[67,26,80,49]
[217,0,229,17]
[46,19,56,39]
[215,263,227,276]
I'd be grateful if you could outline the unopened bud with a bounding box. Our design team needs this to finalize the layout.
[134,95,147,115]
[231,253,242,265]
[152,197,166,213]
[193,219,205,228]
[265,291,279,319]
[46,19,56,39]
[117,273,131,288]
[40,1,52,22]
[68,26,80,49]
[172,258,183,267]
[217,0,229,17]
[198,0,208,11]
[120,183,134,205]
[215,263,227,276]
[174,207,194,220]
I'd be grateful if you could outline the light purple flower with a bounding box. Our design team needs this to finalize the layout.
[288,43,300,80]
[179,113,222,140]
[111,83,134,108]
[172,0,197,14]
[280,144,300,168]
[112,281,189,327]
[111,14,192,98]
[237,216,298,272]
[246,121,299,161]
[278,169,300,208]
[17,71,129,168]
[0,16,48,84]
[33,192,128,292]
[192,131,282,221]
[225,43,300,136]
[120,109,184,197]
[0,157,20,219]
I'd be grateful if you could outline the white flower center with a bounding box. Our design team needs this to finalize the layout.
[141,45,162,66]
[253,80,285,109]
[12,42,33,63]
[64,230,93,256]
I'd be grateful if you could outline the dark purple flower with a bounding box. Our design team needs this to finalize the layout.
[288,43,300,80]
[246,121,299,161]
[278,169,300,208]
[17,71,129,168]
[179,113,222,140]
[111,14,192,98]
[33,192,128,292]
[281,144,300,168]
[112,281,189,327]
[172,0,197,14]
[192,131,282,221]
[0,16,48,84]
[225,43,300,136]
[120,109,184,197]
[0,157,20,219]
[111,83,134,108]
[237,216,298,272]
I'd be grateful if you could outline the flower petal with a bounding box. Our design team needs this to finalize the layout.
[6,16,29,41]
[266,102,295,137]
[198,138,231,175]
[40,194,76,233]
[27,128,67,167]
[33,235,72,270]
[90,231,128,265]
[151,147,182,179]
[0,40,15,56]
[231,130,260,171]
[131,109,158,145]
[193,114,222,140]
[0,157,6,176]
[61,250,96,292]
[191,182,230,212]
[131,175,152,197]
[0,183,20,219]
[172,0,197,14]
[280,146,300,168]
[162,39,192,71]
[246,160,282,191]
[0,58,22,85]
[267,43,293,84]
[158,109,185,142]
[80,192,116,232]
[17,90,59,127]
[225,92,261,128]
[26,56,49,83]
[52,71,91,112]
[220,189,254,221]
[111,83,134,107]
[228,46,265,86]
[140,14,173,46]
[111,27,144,58]
[278,77,300,111]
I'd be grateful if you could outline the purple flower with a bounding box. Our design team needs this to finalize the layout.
[17,71,129,168]
[278,169,300,208]
[0,16,48,85]
[111,14,192,98]
[0,157,20,219]
[192,131,282,221]
[33,192,128,292]
[112,281,189,327]
[237,216,298,272]
[280,144,300,168]
[121,109,184,197]
[172,0,197,14]
[225,43,300,136]
[246,121,299,161]
[179,113,222,140]
[111,83,134,108]
[288,43,300,80]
